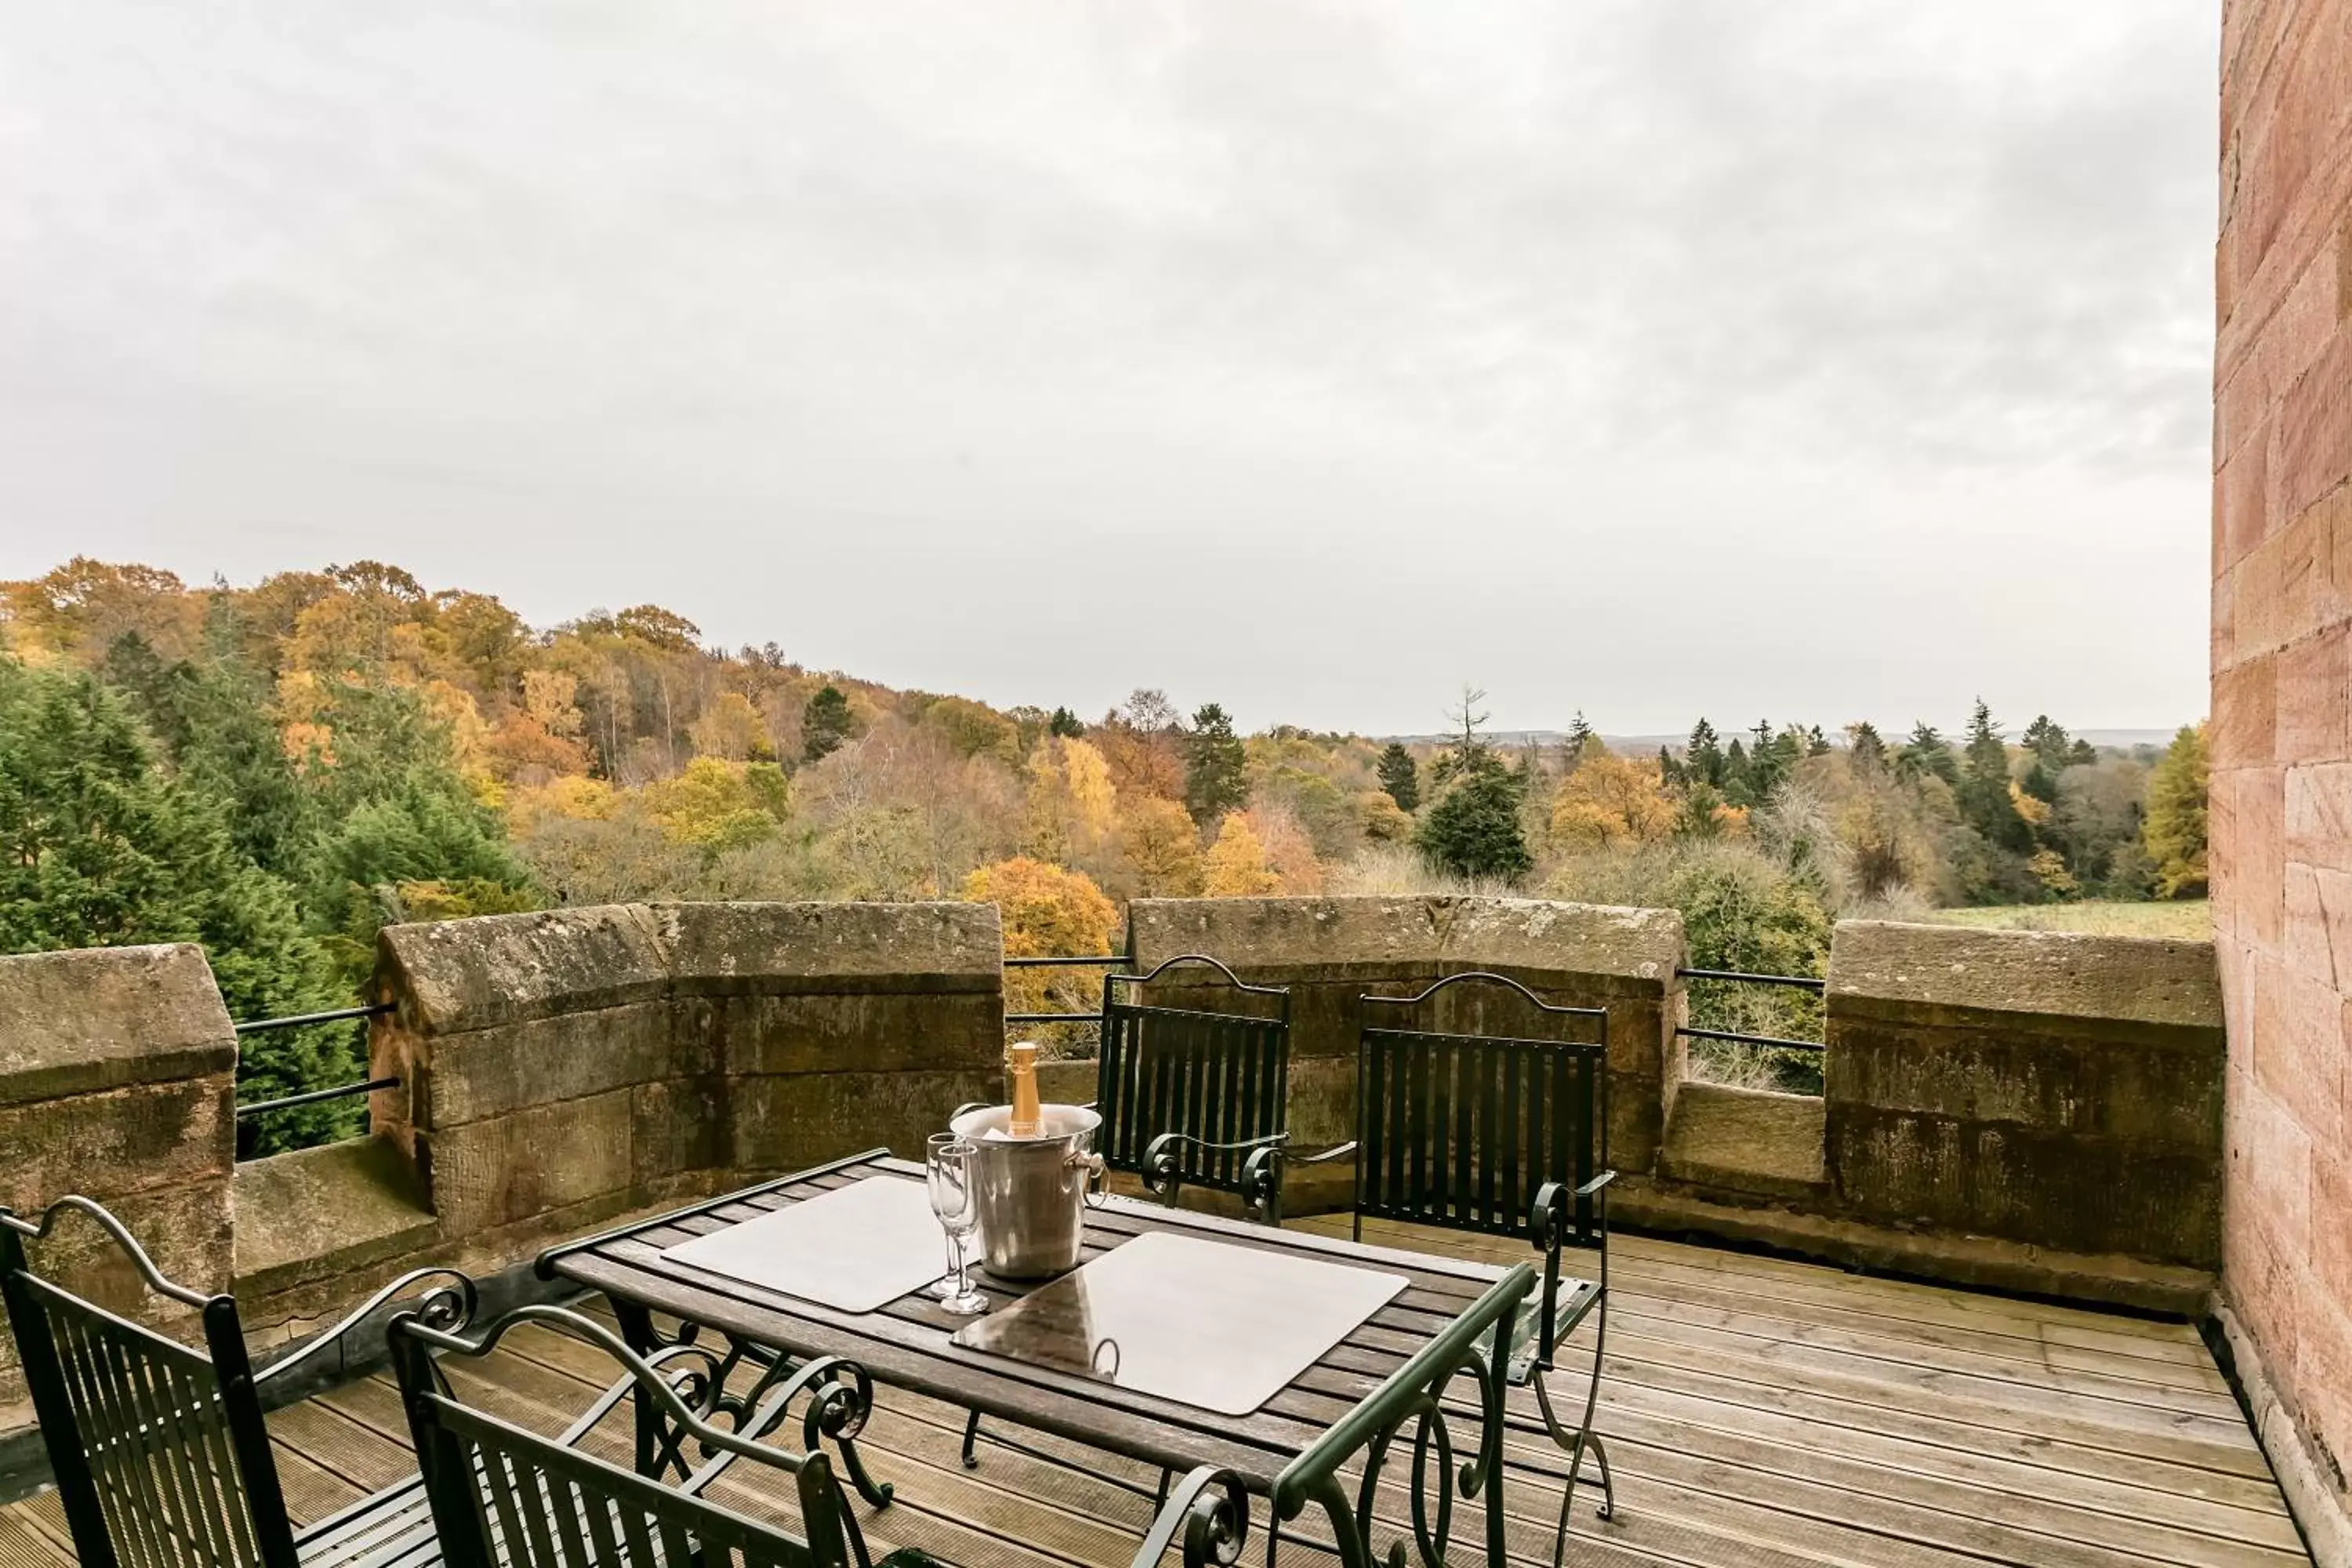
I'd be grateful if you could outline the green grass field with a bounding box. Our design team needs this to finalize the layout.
[1926,900,2211,940]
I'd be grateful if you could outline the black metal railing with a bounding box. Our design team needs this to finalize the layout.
[230,1001,397,1156]
[1674,966,1826,1054]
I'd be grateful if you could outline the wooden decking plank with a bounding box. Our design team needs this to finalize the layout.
[0,1506,70,1568]
[1602,1323,2268,1478]
[1597,1373,2306,1549]
[267,1394,422,1496]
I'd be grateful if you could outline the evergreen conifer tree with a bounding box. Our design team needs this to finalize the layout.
[1182,702,1248,824]
[1958,700,2033,851]
[1686,718,1725,787]
[0,660,354,1150]
[1377,742,1420,811]
[802,684,855,761]
[1047,706,1084,739]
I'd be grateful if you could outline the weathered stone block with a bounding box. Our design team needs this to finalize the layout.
[654,901,1002,994]
[1825,922,2224,1269]
[0,943,234,1104]
[0,1076,235,1210]
[232,1136,435,1300]
[420,1089,637,1234]
[418,1000,690,1127]
[379,905,668,1034]
[632,1076,726,1186]
[717,993,1003,1076]
[728,1069,998,1174]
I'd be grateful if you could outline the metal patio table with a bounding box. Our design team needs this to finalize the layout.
[536,1149,1533,1568]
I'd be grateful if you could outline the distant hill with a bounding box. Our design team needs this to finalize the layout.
[1385,728,2183,754]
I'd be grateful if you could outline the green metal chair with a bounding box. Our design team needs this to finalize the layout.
[1094,956,1295,1221]
[0,1193,478,1568]
[1294,972,1618,1566]
[388,1303,938,1568]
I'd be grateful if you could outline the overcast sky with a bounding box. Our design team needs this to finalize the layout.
[0,2,2217,738]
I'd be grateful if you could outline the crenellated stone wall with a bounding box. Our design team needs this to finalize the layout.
[1824,922,2225,1270]
[0,945,237,1422]
[1124,896,1686,1203]
[373,901,1004,1233]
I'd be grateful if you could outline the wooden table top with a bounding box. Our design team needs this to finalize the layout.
[543,1149,1510,1490]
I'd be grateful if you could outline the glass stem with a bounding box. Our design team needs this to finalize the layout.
[956,1232,971,1298]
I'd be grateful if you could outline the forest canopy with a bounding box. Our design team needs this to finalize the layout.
[2,559,2206,1126]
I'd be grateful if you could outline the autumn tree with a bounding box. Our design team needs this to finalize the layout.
[1024,736,1118,866]
[690,691,769,762]
[1098,688,1188,802]
[2143,724,2209,898]
[1183,702,1247,824]
[802,684,855,762]
[1550,751,1676,849]
[1202,813,1283,896]
[967,856,1122,1050]
[1118,797,1205,896]
[1377,742,1420,811]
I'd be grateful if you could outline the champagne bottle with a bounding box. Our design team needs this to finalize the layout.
[1007,1041,1042,1138]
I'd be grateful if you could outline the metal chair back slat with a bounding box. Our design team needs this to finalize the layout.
[1094,956,1292,1207]
[1355,982,1607,1249]
[394,1305,858,1568]
[2,1254,295,1568]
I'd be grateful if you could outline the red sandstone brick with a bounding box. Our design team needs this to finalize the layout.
[2296,1286,2352,1486]
[2280,327,2352,523]
[2216,566,2241,674]
[2315,1139,2352,1308]
[2287,762,2352,872]
[2278,623,2351,762]
[2292,863,2352,987]
[2254,957,2348,1142]
[2230,0,2352,289]
[2219,426,2274,572]
[2214,655,2281,768]
[2233,1070,2314,1262]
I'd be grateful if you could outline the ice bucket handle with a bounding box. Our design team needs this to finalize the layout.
[1075,1149,1108,1207]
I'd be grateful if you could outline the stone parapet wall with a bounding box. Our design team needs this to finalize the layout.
[375,902,1004,1234]
[1823,922,2225,1270]
[0,944,238,1421]
[1127,896,1686,1179]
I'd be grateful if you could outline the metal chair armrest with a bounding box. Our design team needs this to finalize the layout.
[1575,1170,1617,1198]
[252,1267,478,1388]
[1287,1140,1359,1167]
[1132,1467,1249,1568]
[1145,1130,1289,1158]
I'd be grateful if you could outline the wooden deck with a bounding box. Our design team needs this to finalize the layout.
[0,1218,2310,1568]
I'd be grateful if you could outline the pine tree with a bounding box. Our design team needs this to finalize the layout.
[1958,699,2033,852]
[1416,758,1532,881]
[2143,724,2209,898]
[802,684,854,761]
[1563,711,1596,766]
[1847,721,1886,773]
[1896,722,1960,786]
[1686,719,1725,787]
[1722,737,1752,804]
[1657,745,1683,786]
[1047,706,1084,739]
[1183,702,1248,825]
[0,660,354,1150]
[1415,690,1530,880]
[1377,742,1421,811]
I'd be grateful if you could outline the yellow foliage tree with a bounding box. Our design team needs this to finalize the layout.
[1549,753,1675,849]
[639,757,787,850]
[1202,813,1283,896]
[1118,797,1205,896]
[966,857,1123,1048]
[1025,737,1117,863]
[1247,805,1324,894]
[690,691,768,762]
[506,775,618,837]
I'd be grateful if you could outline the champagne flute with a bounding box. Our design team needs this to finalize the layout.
[927,1137,987,1316]
[925,1132,971,1301]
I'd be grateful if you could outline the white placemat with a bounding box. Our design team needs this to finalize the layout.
[660,1176,947,1314]
[952,1230,1409,1416]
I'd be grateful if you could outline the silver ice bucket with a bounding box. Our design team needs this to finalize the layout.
[949,1103,1105,1280]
